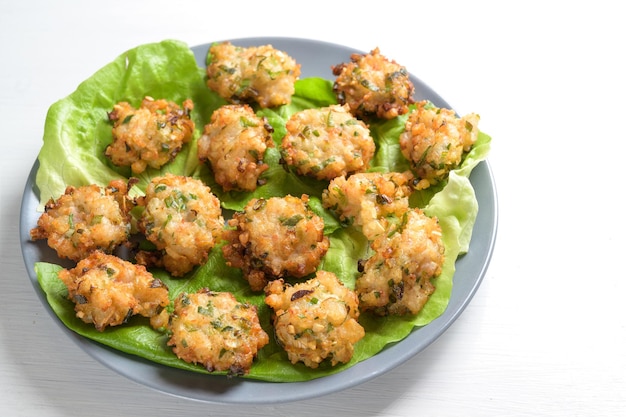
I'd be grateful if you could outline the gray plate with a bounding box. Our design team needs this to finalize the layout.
[19,37,498,404]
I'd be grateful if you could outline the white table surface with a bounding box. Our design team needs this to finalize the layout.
[2,1,625,415]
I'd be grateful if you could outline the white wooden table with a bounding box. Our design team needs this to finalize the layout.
[2,1,625,415]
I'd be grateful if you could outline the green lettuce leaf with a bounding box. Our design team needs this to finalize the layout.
[33,41,491,382]
[35,39,225,208]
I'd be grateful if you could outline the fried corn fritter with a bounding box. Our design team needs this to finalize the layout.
[106,96,195,174]
[206,42,301,108]
[322,171,415,240]
[136,174,224,277]
[222,195,329,291]
[399,100,480,190]
[280,104,376,181]
[332,47,415,120]
[197,104,274,192]
[30,180,132,262]
[265,270,365,369]
[58,251,170,332]
[356,208,445,316]
[167,289,269,377]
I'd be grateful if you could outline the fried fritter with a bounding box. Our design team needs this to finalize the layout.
[166,288,269,376]
[57,251,170,331]
[332,47,414,120]
[206,42,301,108]
[198,104,274,192]
[106,96,195,174]
[356,208,445,316]
[30,179,132,262]
[265,270,365,369]
[222,195,329,291]
[399,100,480,190]
[281,104,376,181]
[136,174,224,277]
[322,171,414,240]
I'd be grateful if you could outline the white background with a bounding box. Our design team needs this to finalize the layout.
[1,1,625,416]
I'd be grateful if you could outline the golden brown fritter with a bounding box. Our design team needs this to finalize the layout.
[280,104,376,181]
[265,270,365,369]
[136,174,224,277]
[166,288,269,376]
[332,47,415,120]
[356,208,445,316]
[206,42,301,108]
[399,100,480,190]
[197,104,274,192]
[58,251,170,331]
[30,179,132,262]
[106,96,195,174]
[321,171,415,240]
[222,195,329,291]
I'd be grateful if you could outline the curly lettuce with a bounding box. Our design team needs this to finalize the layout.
[35,39,225,208]
[33,40,491,382]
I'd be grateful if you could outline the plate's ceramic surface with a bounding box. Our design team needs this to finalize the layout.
[20,37,498,404]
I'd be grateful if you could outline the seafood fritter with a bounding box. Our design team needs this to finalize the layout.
[322,171,415,240]
[166,289,269,376]
[30,179,132,262]
[265,270,365,369]
[197,104,274,192]
[58,251,170,332]
[332,47,414,120]
[136,174,224,277]
[106,96,195,174]
[399,100,480,190]
[356,208,445,316]
[281,104,376,181]
[206,42,301,108]
[222,195,329,291]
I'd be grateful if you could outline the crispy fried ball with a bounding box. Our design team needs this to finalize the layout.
[206,42,301,108]
[280,104,376,181]
[57,251,170,331]
[265,270,365,369]
[222,195,329,291]
[166,288,269,376]
[198,104,274,192]
[30,179,132,262]
[106,96,195,174]
[332,47,415,120]
[399,100,480,190]
[136,174,224,277]
[356,208,445,316]
[322,171,415,240]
